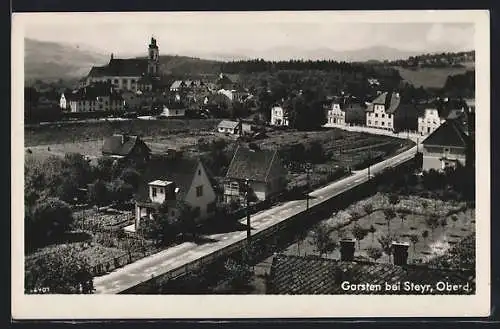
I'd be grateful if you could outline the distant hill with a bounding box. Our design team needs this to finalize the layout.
[24,38,224,82]
[395,66,474,89]
[24,38,109,82]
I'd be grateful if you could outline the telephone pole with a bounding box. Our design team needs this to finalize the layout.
[306,162,312,210]
[245,178,251,243]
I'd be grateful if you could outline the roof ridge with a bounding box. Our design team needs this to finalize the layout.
[264,148,278,182]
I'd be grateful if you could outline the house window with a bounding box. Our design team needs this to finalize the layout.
[388,114,391,119]
[152,187,157,197]
[196,185,203,197]
[388,122,392,126]
[114,79,119,83]
[375,121,378,125]
[368,120,371,125]
[198,169,201,176]
[375,113,378,118]
[381,122,385,126]
[160,188,164,194]
[382,114,385,118]
[444,148,450,153]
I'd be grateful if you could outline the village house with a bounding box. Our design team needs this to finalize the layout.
[217,120,240,134]
[365,92,419,132]
[325,96,366,126]
[132,156,217,232]
[270,105,289,127]
[102,134,151,164]
[421,119,471,171]
[159,102,186,118]
[64,82,124,113]
[224,146,288,204]
[84,37,161,92]
[417,108,445,136]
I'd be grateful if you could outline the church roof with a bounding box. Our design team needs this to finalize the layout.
[88,58,149,77]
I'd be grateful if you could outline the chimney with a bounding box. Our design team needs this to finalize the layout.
[340,239,356,261]
[392,242,410,266]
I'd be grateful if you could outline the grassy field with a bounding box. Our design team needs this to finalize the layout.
[394,66,473,89]
[25,118,221,146]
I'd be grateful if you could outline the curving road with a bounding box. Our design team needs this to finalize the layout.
[93,144,417,294]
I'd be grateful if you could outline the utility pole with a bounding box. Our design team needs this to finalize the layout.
[306,162,312,210]
[245,178,251,244]
[367,147,371,180]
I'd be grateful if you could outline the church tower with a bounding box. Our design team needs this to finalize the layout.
[147,36,160,76]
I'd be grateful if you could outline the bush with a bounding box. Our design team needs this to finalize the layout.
[26,198,74,249]
[25,245,94,294]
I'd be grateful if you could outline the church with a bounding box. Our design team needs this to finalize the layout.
[84,37,162,92]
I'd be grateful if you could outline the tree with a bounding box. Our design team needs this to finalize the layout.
[25,245,94,294]
[383,208,397,233]
[87,179,110,207]
[363,203,373,215]
[377,234,396,262]
[368,224,377,243]
[352,224,368,249]
[310,223,338,257]
[26,198,74,249]
[425,214,440,238]
[366,247,383,263]
[224,258,252,292]
[95,157,115,181]
[409,234,419,256]
[120,168,141,190]
[422,230,429,241]
[108,179,134,204]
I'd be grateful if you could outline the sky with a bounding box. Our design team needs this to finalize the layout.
[20,12,475,59]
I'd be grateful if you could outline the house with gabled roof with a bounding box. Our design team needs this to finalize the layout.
[133,156,217,232]
[102,134,151,164]
[421,119,471,171]
[365,92,420,132]
[224,146,287,204]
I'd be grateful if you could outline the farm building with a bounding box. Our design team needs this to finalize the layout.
[224,146,287,204]
[217,120,240,134]
[102,134,151,164]
[132,157,217,232]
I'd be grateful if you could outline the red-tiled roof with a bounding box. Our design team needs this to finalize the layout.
[268,254,475,295]
[422,119,470,148]
[225,146,282,182]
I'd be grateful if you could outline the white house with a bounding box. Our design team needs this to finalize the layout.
[134,157,217,232]
[365,92,399,130]
[418,108,446,136]
[160,105,186,117]
[217,120,240,134]
[59,93,68,110]
[421,119,470,171]
[270,106,289,126]
[68,84,124,113]
[326,102,345,125]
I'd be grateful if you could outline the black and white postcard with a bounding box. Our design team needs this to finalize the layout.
[11,10,490,319]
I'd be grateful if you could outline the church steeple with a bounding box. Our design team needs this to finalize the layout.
[148,36,160,76]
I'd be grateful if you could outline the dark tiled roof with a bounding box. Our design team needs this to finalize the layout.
[67,83,122,101]
[137,156,201,202]
[225,146,280,182]
[367,92,401,114]
[268,254,475,295]
[88,58,148,77]
[102,135,150,156]
[422,119,470,148]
